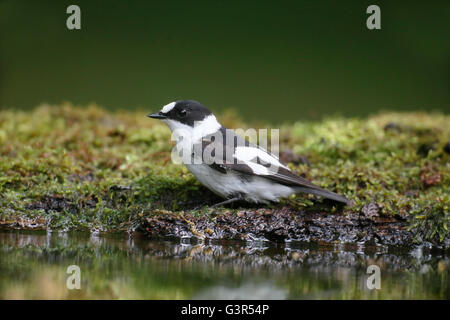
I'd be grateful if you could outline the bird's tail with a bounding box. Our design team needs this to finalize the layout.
[295,186,349,205]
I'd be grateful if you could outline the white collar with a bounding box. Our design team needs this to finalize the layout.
[164,114,222,142]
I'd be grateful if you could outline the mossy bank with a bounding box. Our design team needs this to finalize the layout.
[0,104,448,249]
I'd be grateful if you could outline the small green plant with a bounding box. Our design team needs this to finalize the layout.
[0,104,448,246]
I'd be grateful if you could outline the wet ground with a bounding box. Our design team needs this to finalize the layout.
[3,201,434,248]
[142,206,439,248]
[0,230,448,299]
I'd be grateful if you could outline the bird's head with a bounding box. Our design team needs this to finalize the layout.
[148,100,221,137]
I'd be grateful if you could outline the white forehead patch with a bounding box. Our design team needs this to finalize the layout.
[161,102,176,113]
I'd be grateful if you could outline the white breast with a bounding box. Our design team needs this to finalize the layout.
[185,163,295,203]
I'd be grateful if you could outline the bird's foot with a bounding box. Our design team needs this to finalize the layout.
[211,196,242,208]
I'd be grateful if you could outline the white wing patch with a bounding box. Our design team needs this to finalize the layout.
[234,146,289,175]
[161,101,176,113]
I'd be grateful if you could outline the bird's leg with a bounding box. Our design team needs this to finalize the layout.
[212,196,242,208]
[191,195,242,211]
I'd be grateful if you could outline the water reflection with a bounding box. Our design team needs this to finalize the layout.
[0,231,448,299]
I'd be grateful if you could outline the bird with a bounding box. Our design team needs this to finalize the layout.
[148,100,349,207]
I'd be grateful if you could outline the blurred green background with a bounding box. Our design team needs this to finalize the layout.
[0,0,449,121]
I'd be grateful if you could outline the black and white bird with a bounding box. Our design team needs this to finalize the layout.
[148,100,349,206]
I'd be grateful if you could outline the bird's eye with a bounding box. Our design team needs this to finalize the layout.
[179,109,187,117]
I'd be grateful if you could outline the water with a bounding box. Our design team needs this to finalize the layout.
[0,230,448,299]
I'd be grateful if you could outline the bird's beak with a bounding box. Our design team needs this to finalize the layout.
[147,112,167,119]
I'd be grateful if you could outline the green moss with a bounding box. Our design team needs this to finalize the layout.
[0,104,449,245]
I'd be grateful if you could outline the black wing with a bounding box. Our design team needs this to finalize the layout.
[197,128,348,204]
[199,128,318,189]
